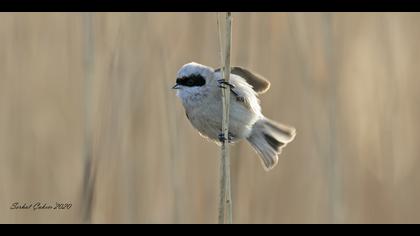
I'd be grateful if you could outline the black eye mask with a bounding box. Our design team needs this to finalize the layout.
[176,74,206,87]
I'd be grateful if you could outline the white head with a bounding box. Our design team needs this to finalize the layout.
[172,62,215,103]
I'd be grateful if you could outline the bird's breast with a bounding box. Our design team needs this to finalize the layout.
[183,93,259,142]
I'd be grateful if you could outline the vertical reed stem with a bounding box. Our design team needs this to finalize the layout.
[218,12,233,224]
[82,12,95,224]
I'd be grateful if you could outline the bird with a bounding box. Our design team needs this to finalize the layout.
[172,62,296,171]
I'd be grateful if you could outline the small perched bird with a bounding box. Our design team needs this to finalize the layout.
[172,62,296,171]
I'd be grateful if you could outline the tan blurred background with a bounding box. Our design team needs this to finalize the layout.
[1,12,420,224]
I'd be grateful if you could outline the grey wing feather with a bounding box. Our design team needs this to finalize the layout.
[215,66,271,94]
[227,73,262,115]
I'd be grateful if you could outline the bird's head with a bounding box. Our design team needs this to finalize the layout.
[172,62,215,101]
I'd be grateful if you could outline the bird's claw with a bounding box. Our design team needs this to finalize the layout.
[217,79,239,97]
[218,132,234,143]
[217,79,235,89]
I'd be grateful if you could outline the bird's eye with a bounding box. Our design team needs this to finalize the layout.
[186,79,194,86]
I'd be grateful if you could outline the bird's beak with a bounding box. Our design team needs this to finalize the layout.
[172,84,181,89]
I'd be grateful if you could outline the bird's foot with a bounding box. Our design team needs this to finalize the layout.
[217,79,239,96]
[217,79,235,89]
[218,132,234,143]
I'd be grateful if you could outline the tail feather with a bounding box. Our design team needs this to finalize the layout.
[247,118,296,171]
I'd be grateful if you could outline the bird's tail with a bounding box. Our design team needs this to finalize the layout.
[246,117,296,171]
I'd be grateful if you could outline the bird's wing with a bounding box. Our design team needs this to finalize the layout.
[215,66,271,94]
[217,73,262,115]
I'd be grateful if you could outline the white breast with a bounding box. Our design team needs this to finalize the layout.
[178,74,261,142]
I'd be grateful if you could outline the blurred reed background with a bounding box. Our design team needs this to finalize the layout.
[1,12,420,224]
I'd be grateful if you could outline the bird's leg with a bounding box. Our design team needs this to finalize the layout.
[218,132,234,143]
[217,79,239,97]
